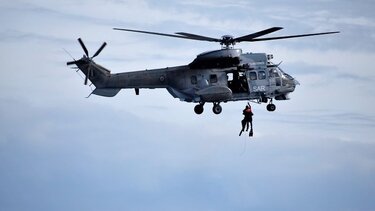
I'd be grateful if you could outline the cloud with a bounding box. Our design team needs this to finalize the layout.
[1,0,375,210]
[276,110,375,130]
[2,99,375,210]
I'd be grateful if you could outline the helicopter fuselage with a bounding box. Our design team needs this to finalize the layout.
[68,27,339,114]
[73,48,299,114]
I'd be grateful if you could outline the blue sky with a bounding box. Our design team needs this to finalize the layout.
[1,0,375,210]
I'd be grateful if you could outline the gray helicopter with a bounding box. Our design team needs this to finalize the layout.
[66,27,339,114]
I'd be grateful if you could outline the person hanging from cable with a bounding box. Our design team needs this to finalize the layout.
[239,103,254,137]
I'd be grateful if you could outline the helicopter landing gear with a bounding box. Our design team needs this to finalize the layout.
[194,103,204,115]
[267,103,276,112]
[212,103,222,115]
[194,102,222,114]
[266,99,276,112]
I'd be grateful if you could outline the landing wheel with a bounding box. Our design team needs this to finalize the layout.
[212,103,222,114]
[194,104,204,114]
[267,103,276,112]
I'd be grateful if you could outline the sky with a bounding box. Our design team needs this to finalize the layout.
[1,0,375,210]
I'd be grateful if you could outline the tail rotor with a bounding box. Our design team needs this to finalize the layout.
[84,63,91,85]
[92,42,107,59]
[78,38,89,57]
[67,38,107,85]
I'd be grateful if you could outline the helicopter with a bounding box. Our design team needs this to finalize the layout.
[66,27,339,114]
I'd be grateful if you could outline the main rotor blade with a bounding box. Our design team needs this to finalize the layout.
[92,42,107,58]
[78,38,89,57]
[113,28,217,42]
[235,27,283,42]
[175,32,220,42]
[248,31,340,42]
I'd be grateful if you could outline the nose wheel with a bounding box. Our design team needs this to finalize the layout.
[266,103,276,112]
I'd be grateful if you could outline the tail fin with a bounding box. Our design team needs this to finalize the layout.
[66,38,107,85]
[67,57,110,87]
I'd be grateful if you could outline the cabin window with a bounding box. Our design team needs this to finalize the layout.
[227,73,233,81]
[210,74,218,83]
[191,75,197,84]
[249,72,257,80]
[258,71,266,80]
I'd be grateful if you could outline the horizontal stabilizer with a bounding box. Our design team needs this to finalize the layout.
[92,88,121,97]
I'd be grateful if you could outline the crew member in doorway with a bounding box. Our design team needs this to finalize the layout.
[239,104,254,137]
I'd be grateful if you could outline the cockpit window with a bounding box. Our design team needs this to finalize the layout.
[258,71,266,80]
[278,67,294,80]
[269,68,280,78]
[249,72,257,80]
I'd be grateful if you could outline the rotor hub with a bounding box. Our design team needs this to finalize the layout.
[220,35,235,48]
